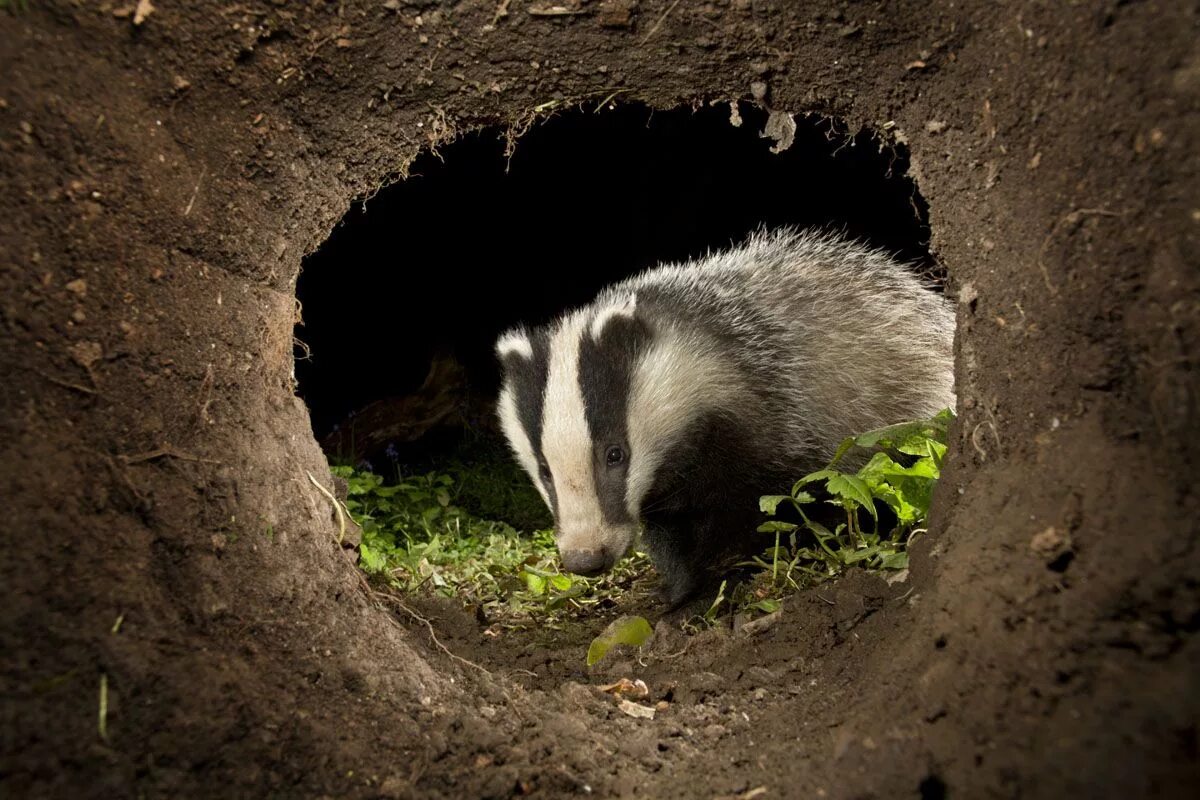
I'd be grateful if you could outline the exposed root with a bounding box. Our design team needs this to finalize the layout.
[34,368,98,396]
[98,673,109,743]
[120,444,220,465]
[1037,207,1122,295]
[376,590,493,678]
[183,165,206,216]
[641,0,682,45]
[305,470,346,545]
[196,363,215,425]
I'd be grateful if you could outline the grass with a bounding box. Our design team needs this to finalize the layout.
[332,453,650,630]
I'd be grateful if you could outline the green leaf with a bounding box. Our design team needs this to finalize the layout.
[879,551,909,569]
[749,598,781,614]
[520,570,547,596]
[549,574,574,592]
[853,419,933,450]
[702,580,728,624]
[759,495,792,515]
[359,543,387,573]
[797,468,839,487]
[825,474,877,517]
[827,435,858,468]
[586,615,654,667]
[757,521,798,533]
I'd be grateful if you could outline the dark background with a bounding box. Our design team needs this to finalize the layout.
[294,102,932,439]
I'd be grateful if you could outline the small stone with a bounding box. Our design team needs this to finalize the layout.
[749,81,768,103]
[65,278,88,296]
[597,0,635,29]
[925,119,948,134]
[1030,526,1073,566]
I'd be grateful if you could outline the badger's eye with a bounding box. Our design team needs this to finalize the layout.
[605,445,625,467]
[538,463,552,483]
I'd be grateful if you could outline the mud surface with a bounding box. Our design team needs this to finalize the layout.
[1,2,1197,799]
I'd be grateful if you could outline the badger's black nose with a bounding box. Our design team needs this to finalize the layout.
[560,547,612,576]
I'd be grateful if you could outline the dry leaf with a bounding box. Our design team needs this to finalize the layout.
[617,699,655,720]
[598,678,649,699]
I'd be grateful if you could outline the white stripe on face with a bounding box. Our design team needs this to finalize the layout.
[625,328,737,518]
[589,294,637,341]
[540,313,607,546]
[497,384,550,509]
[496,329,534,361]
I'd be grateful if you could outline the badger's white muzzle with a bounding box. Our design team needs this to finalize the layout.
[556,525,637,576]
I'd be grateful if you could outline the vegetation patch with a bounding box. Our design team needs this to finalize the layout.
[719,408,953,621]
[331,452,651,630]
[331,409,952,639]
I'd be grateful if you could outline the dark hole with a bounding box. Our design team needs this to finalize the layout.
[919,774,948,800]
[1048,551,1075,573]
[294,102,935,469]
[935,635,948,650]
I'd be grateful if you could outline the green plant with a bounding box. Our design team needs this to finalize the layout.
[742,408,954,609]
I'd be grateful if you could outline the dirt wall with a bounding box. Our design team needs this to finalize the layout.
[1,1,1196,798]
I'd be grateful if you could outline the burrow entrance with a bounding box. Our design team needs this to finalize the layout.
[294,102,937,474]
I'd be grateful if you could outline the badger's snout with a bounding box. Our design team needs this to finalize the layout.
[559,545,615,576]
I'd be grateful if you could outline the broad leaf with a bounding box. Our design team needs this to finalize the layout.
[586,615,654,667]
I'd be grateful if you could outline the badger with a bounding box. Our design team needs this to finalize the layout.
[494,228,955,607]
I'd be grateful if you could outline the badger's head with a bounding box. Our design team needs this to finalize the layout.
[495,293,693,576]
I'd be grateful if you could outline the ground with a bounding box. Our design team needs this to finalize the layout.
[1,1,1197,799]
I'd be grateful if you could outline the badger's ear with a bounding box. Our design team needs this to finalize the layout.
[589,294,649,346]
[495,327,534,377]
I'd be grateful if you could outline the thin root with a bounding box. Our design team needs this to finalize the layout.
[1037,207,1122,295]
[98,673,109,743]
[305,470,346,545]
[641,0,682,45]
[121,445,220,465]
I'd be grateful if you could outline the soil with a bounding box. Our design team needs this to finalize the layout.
[1,2,1197,799]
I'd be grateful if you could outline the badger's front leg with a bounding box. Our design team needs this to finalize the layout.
[642,512,726,610]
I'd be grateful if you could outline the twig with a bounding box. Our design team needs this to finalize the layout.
[183,166,206,216]
[491,0,511,25]
[1036,207,1121,295]
[196,363,214,425]
[640,0,682,45]
[306,470,346,545]
[815,594,835,606]
[35,368,98,395]
[98,673,109,743]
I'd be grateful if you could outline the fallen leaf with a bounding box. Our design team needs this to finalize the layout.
[617,699,655,720]
[586,615,653,667]
[598,678,649,698]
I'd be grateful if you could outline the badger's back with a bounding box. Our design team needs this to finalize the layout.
[600,228,955,470]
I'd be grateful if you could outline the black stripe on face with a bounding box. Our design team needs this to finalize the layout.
[578,310,650,525]
[500,329,556,514]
